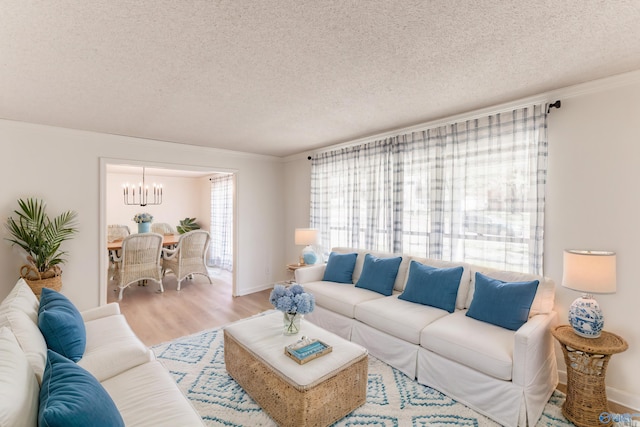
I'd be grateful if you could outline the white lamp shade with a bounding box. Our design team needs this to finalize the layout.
[562,250,616,294]
[294,228,318,246]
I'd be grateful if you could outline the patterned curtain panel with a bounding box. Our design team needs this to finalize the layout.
[209,174,234,271]
[311,104,548,275]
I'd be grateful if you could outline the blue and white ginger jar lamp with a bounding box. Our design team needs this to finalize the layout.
[295,228,319,265]
[561,250,616,339]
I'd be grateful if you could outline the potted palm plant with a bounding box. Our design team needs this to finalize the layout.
[5,198,78,296]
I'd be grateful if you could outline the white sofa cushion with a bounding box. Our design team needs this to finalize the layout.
[355,294,449,344]
[78,314,153,382]
[406,257,472,310]
[302,281,384,318]
[0,327,38,427]
[420,310,515,381]
[0,280,48,384]
[102,360,205,427]
[466,267,555,315]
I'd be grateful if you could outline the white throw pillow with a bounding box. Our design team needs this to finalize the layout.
[0,327,38,427]
[0,279,48,384]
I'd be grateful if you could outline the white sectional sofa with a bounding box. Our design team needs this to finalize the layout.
[296,247,558,427]
[0,279,204,427]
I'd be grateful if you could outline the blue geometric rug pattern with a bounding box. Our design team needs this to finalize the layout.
[151,322,582,427]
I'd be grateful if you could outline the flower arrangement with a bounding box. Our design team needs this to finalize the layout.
[270,283,315,335]
[269,283,315,315]
[132,213,153,223]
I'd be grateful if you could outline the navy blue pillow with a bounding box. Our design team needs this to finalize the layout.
[322,252,358,283]
[398,261,463,313]
[355,254,402,296]
[39,350,125,427]
[38,287,86,362]
[466,272,539,330]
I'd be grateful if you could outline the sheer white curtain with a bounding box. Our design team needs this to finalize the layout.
[311,104,548,274]
[209,174,233,271]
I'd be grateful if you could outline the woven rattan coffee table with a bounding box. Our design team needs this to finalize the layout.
[224,311,368,427]
[551,325,628,427]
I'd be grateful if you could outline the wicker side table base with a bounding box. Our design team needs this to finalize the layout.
[552,325,628,427]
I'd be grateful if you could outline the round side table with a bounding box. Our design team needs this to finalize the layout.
[551,325,628,427]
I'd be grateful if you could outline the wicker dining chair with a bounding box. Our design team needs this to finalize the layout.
[162,230,212,290]
[112,233,164,300]
[107,224,131,278]
[151,222,176,235]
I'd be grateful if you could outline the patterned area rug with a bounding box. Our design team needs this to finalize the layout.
[151,321,583,427]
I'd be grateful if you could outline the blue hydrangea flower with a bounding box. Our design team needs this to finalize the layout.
[269,283,315,315]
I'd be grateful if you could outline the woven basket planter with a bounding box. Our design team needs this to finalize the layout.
[20,265,62,297]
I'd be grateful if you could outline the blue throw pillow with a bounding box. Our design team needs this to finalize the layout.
[466,272,539,330]
[355,254,402,296]
[39,350,124,427]
[322,252,358,283]
[398,261,463,313]
[38,287,86,362]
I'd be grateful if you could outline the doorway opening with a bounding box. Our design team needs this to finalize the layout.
[100,159,238,305]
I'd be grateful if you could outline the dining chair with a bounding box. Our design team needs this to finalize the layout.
[107,224,131,278]
[151,222,176,235]
[112,233,164,300]
[162,230,212,290]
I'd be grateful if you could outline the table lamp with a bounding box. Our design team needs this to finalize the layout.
[295,228,319,265]
[561,250,616,338]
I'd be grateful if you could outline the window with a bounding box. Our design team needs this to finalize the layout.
[311,105,547,274]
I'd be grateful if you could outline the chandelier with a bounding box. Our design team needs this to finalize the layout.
[123,167,163,206]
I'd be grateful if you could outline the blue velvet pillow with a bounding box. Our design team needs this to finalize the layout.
[39,350,124,427]
[398,261,463,313]
[466,272,539,330]
[355,254,402,296]
[38,287,86,362]
[322,252,358,283]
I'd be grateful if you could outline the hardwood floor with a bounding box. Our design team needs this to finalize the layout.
[107,270,636,415]
[107,269,273,346]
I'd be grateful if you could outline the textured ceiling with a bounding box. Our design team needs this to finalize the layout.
[1,1,640,157]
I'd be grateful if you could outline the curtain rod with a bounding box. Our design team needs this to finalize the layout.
[306,100,562,161]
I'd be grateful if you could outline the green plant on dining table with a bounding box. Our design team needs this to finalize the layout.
[177,217,200,234]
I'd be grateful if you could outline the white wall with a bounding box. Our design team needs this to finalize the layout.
[545,79,640,409]
[282,74,640,410]
[0,120,288,310]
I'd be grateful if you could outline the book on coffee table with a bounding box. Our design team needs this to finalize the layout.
[285,338,332,364]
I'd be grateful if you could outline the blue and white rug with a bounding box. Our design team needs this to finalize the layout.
[151,321,585,427]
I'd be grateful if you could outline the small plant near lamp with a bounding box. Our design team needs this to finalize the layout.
[133,212,153,233]
[177,217,200,234]
[5,198,78,296]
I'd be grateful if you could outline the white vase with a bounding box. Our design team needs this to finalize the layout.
[283,312,302,335]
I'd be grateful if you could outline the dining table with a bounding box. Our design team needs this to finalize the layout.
[107,234,180,251]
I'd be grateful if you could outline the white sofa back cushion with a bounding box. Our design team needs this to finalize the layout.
[466,267,555,316]
[407,257,473,310]
[332,247,411,292]
[0,326,38,427]
[0,279,48,383]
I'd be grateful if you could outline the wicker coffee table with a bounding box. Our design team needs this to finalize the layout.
[224,311,368,427]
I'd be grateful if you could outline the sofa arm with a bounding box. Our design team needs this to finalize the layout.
[81,303,121,322]
[294,265,326,284]
[512,311,558,387]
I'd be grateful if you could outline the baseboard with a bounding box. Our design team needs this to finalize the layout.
[557,369,640,412]
[235,283,272,296]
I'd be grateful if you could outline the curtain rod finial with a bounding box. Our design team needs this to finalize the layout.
[547,100,561,113]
